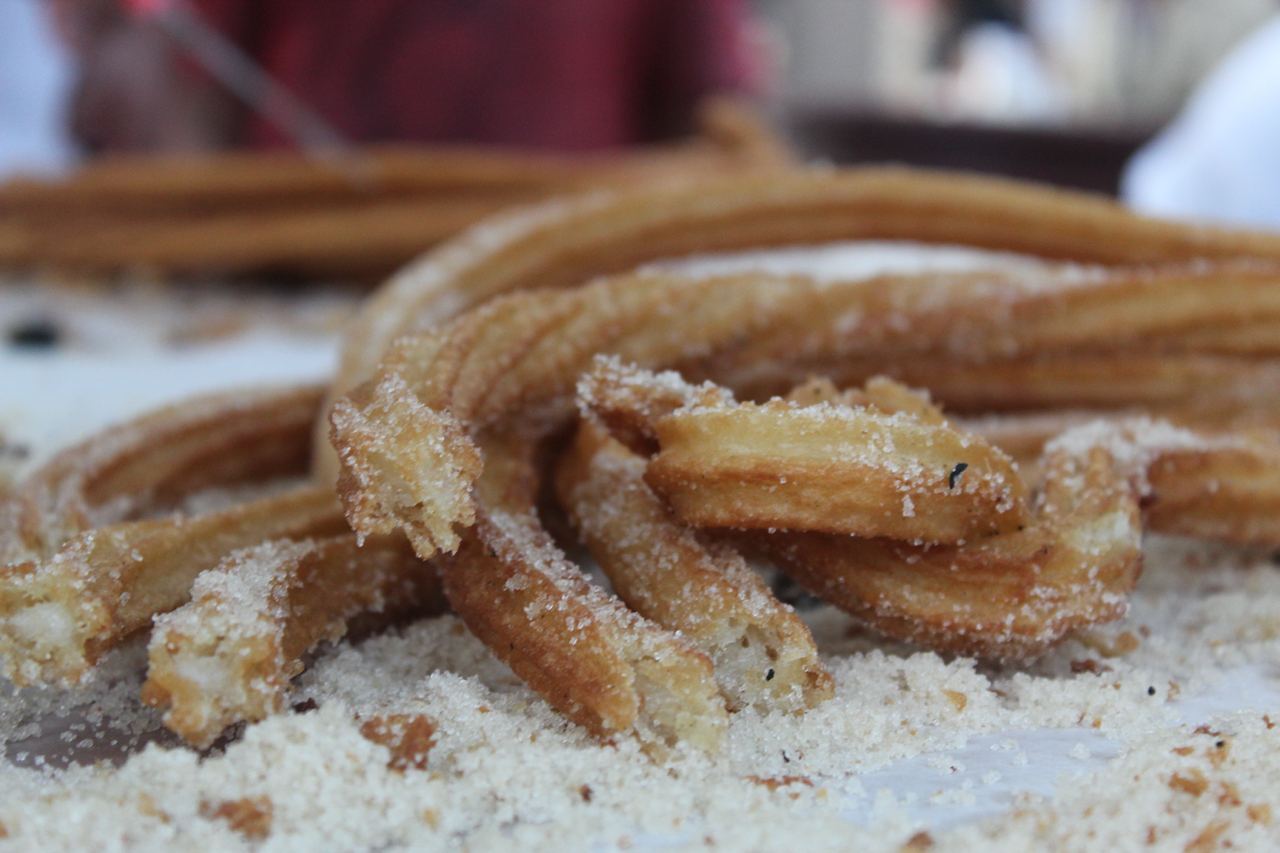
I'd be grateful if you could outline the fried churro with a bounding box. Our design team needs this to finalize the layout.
[556,420,832,712]
[758,433,1144,661]
[1,100,788,279]
[0,485,346,686]
[8,384,322,563]
[578,360,1026,543]
[11,162,1280,759]
[438,432,727,751]
[329,170,1280,420]
[143,533,443,748]
[0,383,344,685]
[335,265,1126,556]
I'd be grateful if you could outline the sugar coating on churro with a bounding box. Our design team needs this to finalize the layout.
[580,359,1028,543]
[0,485,347,687]
[144,534,440,748]
[557,422,832,712]
[1043,416,1244,493]
[445,506,728,752]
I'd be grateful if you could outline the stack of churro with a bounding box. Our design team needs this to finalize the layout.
[4,165,1280,758]
[0,100,787,281]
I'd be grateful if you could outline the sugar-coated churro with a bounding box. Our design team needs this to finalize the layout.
[0,485,346,686]
[8,384,322,563]
[556,419,832,712]
[578,360,1027,543]
[143,533,443,748]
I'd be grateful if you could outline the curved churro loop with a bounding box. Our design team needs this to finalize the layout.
[334,257,1280,557]
[325,169,1280,470]
[8,384,323,563]
[143,533,444,748]
[556,420,832,712]
[578,360,1027,543]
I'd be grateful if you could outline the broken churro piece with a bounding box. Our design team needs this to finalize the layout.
[144,534,443,748]
[0,485,346,686]
[358,713,438,771]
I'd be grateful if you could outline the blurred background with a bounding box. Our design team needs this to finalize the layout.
[4,0,1279,206]
[2,0,1279,331]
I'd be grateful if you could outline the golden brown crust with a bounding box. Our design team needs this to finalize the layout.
[556,420,831,712]
[644,399,1025,542]
[1142,438,1280,546]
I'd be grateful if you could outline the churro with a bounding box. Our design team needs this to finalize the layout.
[7,384,322,563]
[438,432,727,750]
[11,162,1280,762]
[556,419,832,712]
[764,353,1280,425]
[334,266,1113,555]
[143,533,442,748]
[328,169,1280,423]
[578,360,1027,542]
[1,100,787,279]
[758,432,1144,661]
[788,377,1280,547]
[755,406,1280,661]
[0,382,344,685]
[0,485,346,686]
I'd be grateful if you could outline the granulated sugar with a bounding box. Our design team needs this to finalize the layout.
[1,535,1276,850]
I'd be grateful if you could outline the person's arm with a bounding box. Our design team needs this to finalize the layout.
[55,0,246,153]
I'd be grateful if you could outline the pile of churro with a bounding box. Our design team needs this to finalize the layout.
[0,100,786,281]
[4,164,1280,773]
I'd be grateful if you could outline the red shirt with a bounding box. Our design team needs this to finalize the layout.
[189,0,756,151]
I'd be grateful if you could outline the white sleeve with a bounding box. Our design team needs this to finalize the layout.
[1122,15,1280,229]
